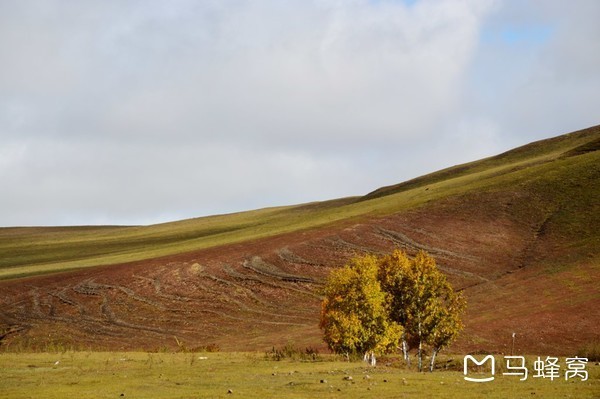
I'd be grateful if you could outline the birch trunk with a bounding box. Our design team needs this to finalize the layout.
[417,339,422,372]
[401,334,410,366]
[429,348,439,372]
[417,320,423,372]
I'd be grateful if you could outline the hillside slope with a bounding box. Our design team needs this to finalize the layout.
[0,125,599,354]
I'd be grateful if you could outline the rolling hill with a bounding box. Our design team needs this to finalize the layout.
[1,125,599,355]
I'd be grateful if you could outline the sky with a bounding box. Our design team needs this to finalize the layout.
[1,0,599,227]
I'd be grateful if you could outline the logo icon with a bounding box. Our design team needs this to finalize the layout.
[464,355,495,382]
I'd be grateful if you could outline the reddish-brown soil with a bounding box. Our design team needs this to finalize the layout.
[0,190,598,355]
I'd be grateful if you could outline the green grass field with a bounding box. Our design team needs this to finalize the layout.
[1,352,598,398]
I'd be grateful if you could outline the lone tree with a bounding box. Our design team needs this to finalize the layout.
[319,254,402,359]
[378,250,465,371]
[424,290,465,372]
[320,250,465,372]
[377,250,413,364]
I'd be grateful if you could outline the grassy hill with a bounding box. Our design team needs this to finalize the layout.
[0,124,598,354]
[1,125,598,281]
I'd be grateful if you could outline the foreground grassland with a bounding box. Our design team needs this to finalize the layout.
[1,352,598,398]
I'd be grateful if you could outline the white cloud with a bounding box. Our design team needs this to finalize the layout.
[461,0,600,144]
[0,0,598,226]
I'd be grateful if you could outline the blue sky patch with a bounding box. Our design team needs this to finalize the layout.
[369,0,418,6]
[483,24,555,46]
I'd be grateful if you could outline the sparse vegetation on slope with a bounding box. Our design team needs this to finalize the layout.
[0,125,598,355]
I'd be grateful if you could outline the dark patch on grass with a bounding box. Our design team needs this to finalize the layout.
[561,137,600,157]
[577,341,600,362]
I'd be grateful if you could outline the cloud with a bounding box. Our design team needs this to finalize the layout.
[461,0,600,146]
[0,0,598,226]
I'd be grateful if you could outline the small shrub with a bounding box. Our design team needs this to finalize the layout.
[265,344,321,361]
[303,346,320,361]
[576,341,600,362]
[191,344,220,353]
[265,346,286,361]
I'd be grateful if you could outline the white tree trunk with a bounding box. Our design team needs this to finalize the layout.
[363,351,376,367]
[417,339,423,372]
[429,348,439,372]
[417,320,423,372]
[401,334,410,366]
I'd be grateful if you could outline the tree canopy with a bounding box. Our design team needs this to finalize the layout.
[319,254,402,356]
[319,250,465,371]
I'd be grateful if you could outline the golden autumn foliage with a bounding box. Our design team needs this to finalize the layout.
[320,250,465,371]
[319,255,402,356]
[378,250,466,371]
